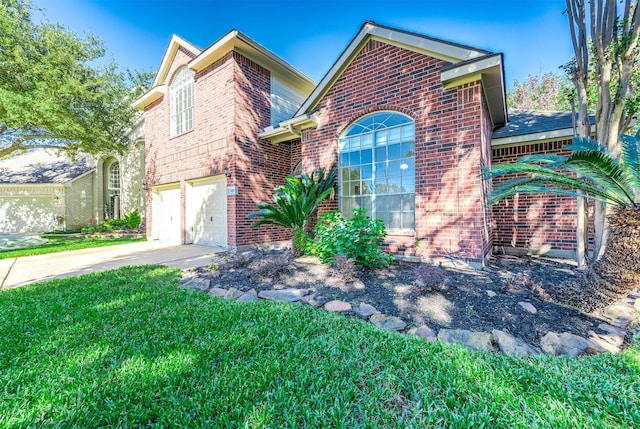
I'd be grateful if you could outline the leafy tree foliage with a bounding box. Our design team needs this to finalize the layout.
[508,72,574,111]
[0,0,152,159]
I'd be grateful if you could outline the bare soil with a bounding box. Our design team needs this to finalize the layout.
[204,249,607,346]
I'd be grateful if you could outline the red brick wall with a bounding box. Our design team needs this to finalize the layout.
[491,139,585,255]
[144,47,293,247]
[300,39,492,264]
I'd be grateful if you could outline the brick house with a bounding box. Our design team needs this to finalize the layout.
[135,21,587,267]
[0,121,145,233]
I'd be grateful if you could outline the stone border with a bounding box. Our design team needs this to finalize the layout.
[179,270,640,358]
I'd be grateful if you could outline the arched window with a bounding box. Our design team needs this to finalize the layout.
[107,161,121,219]
[170,67,194,136]
[339,112,415,230]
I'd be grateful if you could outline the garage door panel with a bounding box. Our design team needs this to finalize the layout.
[154,187,181,244]
[0,196,57,233]
[187,178,227,247]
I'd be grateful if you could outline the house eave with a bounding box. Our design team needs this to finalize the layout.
[189,30,315,95]
[152,35,202,88]
[441,53,507,127]
[491,124,596,147]
[259,114,319,143]
[132,85,166,110]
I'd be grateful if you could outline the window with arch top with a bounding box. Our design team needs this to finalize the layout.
[170,67,194,136]
[339,112,415,230]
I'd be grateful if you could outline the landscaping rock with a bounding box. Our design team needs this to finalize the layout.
[179,273,197,285]
[590,328,625,348]
[414,279,426,288]
[236,289,258,302]
[437,329,496,353]
[324,300,352,312]
[224,287,243,299]
[258,288,309,303]
[369,314,407,331]
[540,331,592,357]
[486,290,497,298]
[602,304,638,328]
[352,303,381,319]
[597,323,627,337]
[587,334,621,354]
[518,301,537,314]
[491,329,542,357]
[208,287,228,298]
[407,325,437,341]
[182,277,210,291]
[635,298,640,312]
[300,293,330,308]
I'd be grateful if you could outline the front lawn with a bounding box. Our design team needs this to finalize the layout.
[0,235,145,259]
[0,266,638,428]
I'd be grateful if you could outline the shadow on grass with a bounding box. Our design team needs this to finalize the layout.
[0,265,638,428]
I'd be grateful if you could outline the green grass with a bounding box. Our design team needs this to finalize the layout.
[0,236,145,259]
[1,266,639,428]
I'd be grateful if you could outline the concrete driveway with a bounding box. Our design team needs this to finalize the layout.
[0,241,223,290]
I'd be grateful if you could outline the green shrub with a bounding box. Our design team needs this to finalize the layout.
[309,208,392,268]
[123,210,141,229]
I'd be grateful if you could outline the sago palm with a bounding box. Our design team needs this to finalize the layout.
[247,165,336,256]
[487,131,640,312]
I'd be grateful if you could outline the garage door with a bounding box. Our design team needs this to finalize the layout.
[153,187,181,244]
[0,196,57,233]
[187,177,227,247]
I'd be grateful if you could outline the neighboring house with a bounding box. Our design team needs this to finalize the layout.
[0,122,146,233]
[135,21,591,266]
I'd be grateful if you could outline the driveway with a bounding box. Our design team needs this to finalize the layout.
[0,241,223,290]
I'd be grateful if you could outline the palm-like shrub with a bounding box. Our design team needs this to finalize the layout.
[487,132,640,311]
[247,166,336,256]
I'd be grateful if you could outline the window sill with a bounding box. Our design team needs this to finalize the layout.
[169,129,194,140]
[386,229,415,237]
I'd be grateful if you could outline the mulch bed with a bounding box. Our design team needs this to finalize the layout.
[203,248,610,347]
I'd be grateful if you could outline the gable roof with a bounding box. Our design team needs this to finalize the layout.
[134,31,315,110]
[491,109,596,146]
[0,149,93,185]
[294,21,495,117]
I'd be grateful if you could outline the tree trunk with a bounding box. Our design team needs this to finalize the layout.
[572,207,640,312]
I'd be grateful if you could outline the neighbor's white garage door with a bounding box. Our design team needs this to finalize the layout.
[0,196,57,233]
[153,187,181,244]
[187,177,227,247]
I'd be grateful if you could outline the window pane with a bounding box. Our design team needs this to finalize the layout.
[349,168,361,181]
[375,147,386,162]
[340,181,351,196]
[340,153,349,166]
[388,144,401,160]
[361,164,372,180]
[375,130,388,146]
[349,151,360,165]
[401,158,415,174]
[376,195,389,212]
[402,212,415,230]
[401,175,415,193]
[387,195,402,210]
[361,180,373,195]
[388,127,402,143]
[375,161,387,177]
[402,141,415,158]
[361,133,373,148]
[361,149,372,164]
[402,124,415,141]
[388,160,402,175]
[388,212,402,229]
[402,194,415,211]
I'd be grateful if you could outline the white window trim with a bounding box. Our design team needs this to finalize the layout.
[170,67,194,136]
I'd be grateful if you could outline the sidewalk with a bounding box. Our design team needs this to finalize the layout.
[0,241,223,290]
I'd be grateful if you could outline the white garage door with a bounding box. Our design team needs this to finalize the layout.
[0,196,57,233]
[153,187,181,244]
[187,177,227,247]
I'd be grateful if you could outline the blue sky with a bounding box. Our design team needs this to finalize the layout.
[38,0,574,87]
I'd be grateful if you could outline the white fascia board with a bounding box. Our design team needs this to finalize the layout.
[441,54,502,85]
[491,124,596,147]
[152,35,202,87]
[491,128,575,146]
[368,26,486,63]
[188,31,237,72]
[258,126,296,143]
[132,85,166,110]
